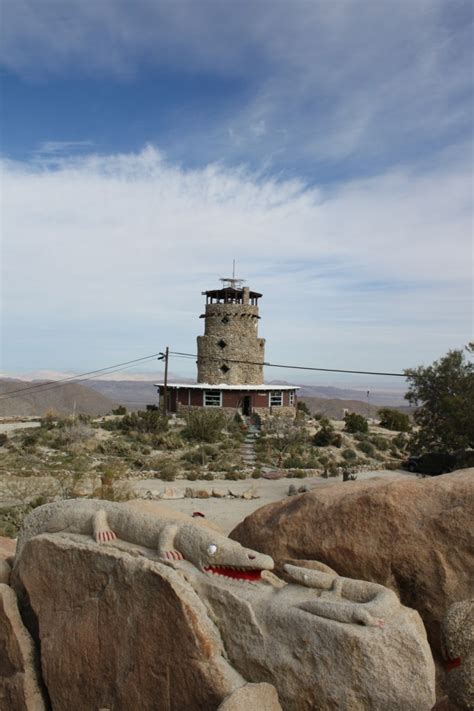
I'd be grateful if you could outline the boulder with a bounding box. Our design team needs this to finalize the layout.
[11,500,436,710]
[0,559,11,585]
[230,470,474,661]
[217,682,282,710]
[0,535,16,564]
[13,535,245,711]
[0,583,46,710]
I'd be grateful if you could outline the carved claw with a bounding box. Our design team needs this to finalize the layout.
[95,529,117,544]
[163,550,184,561]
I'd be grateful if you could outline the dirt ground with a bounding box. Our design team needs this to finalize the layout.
[132,469,414,533]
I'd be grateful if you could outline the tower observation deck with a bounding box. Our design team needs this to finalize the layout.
[197,277,265,385]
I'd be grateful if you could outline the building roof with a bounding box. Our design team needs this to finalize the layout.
[154,383,299,391]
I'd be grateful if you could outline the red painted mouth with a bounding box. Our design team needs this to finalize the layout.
[203,565,262,582]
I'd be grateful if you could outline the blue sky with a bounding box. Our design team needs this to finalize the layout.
[1,0,473,388]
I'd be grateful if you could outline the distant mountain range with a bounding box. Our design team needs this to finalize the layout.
[0,379,116,417]
[0,377,409,418]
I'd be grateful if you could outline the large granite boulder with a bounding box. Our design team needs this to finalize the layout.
[11,499,435,710]
[230,469,474,661]
[0,583,46,710]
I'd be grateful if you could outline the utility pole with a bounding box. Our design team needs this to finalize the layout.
[367,390,370,420]
[162,347,169,416]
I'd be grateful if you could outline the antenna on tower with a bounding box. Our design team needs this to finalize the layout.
[220,260,245,289]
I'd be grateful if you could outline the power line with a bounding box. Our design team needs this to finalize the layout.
[170,351,406,378]
[0,348,406,405]
[0,353,163,401]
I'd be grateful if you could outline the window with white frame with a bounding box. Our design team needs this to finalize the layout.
[289,391,295,406]
[203,390,222,407]
[269,391,283,407]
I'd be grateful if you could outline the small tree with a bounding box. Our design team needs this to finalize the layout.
[313,418,336,446]
[405,346,474,453]
[296,401,311,417]
[344,412,368,434]
[378,408,411,432]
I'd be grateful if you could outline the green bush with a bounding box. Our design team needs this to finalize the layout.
[224,471,247,480]
[357,440,376,457]
[286,469,308,478]
[0,433,8,446]
[341,448,357,461]
[313,418,335,447]
[378,408,411,432]
[112,405,127,415]
[156,460,178,481]
[344,412,368,433]
[392,432,408,451]
[183,410,226,443]
[369,435,390,451]
[296,401,311,416]
[284,455,307,469]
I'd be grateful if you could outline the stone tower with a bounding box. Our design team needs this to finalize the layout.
[197,278,265,385]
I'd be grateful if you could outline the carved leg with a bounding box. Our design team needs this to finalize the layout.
[93,510,117,544]
[156,524,184,566]
[298,599,384,627]
[284,563,337,591]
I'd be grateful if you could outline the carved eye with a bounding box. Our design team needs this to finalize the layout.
[207,544,218,556]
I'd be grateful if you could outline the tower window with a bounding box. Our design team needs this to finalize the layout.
[220,364,230,374]
[221,316,230,324]
[217,339,227,349]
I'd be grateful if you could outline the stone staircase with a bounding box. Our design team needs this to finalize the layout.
[240,417,259,468]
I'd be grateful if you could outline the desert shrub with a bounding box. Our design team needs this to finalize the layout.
[326,462,339,477]
[378,408,411,432]
[183,410,226,443]
[251,412,262,428]
[369,435,390,451]
[186,470,201,481]
[96,438,134,457]
[313,418,335,447]
[344,412,368,433]
[341,448,357,461]
[354,432,369,442]
[287,469,308,478]
[224,471,247,480]
[112,405,127,415]
[0,433,8,446]
[233,412,243,425]
[313,412,325,421]
[117,410,168,434]
[357,440,376,457]
[392,432,408,450]
[97,457,128,482]
[296,401,311,416]
[251,468,262,479]
[331,433,343,448]
[284,455,307,469]
[318,454,329,465]
[155,459,178,481]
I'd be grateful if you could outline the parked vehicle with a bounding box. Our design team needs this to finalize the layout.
[404,451,456,475]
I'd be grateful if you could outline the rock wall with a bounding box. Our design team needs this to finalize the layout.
[197,303,265,385]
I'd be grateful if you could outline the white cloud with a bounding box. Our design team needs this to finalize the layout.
[1,2,471,166]
[1,145,472,376]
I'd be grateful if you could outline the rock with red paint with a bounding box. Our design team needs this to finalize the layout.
[230,469,474,668]
[442,599,474,710]
[11,498,436,710]
[261,470,287,480]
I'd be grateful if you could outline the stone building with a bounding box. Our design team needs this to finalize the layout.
[157,277,298,417]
